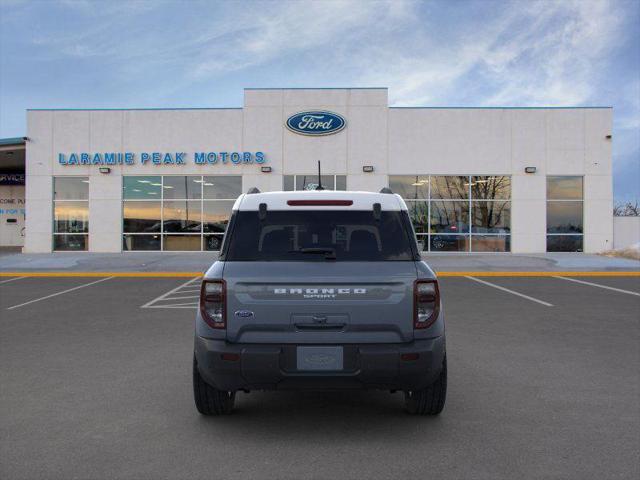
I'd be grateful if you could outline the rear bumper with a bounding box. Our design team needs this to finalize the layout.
[194,336,446,392]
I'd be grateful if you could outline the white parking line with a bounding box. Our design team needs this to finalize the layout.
[144,303,198,309]
[140,277,201,309]
[7,277,114,310]
[0,276,26,285]
[155,295,199,301]
[465,276,554,307]
[554,276,640,297]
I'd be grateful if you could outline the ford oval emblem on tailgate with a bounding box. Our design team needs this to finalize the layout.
[286,111,346,136]
[234,310,254,318]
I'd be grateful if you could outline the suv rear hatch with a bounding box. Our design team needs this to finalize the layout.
[221,208,418,344]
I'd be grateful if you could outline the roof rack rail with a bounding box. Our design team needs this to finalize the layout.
[247,187,261,194]
[379,187,393,194]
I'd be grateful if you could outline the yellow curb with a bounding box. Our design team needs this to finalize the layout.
[0,271,638,278]
[0,272,203,278]
[436,271,640,277]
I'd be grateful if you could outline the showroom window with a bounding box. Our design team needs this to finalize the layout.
[389,175,511,252]
[53,177,89,251]
[122,176,241,251]
[546,176,583,252]
[283,174,347,191]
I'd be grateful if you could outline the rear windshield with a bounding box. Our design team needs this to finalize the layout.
[224,210,416,261]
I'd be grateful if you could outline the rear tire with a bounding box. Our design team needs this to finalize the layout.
[404,355,447,415]
[193,356,235,415]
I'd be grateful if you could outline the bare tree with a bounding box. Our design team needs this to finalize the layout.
[613,201,639,216]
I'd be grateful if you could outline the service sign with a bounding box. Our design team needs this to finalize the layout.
[286,111,346,136]
[0,173,25,185]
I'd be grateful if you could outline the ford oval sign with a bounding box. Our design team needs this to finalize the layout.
[286,111,346,136]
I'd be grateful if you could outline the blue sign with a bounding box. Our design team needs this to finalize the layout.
[57,151,265,166]
[286,111,346,136]
[0,173,25,185]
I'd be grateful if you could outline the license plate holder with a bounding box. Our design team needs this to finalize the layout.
[296,346,343,371]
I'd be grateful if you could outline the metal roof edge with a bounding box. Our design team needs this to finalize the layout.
[389,106,613,110]
[26,107,243,112]
[0,137,26,146]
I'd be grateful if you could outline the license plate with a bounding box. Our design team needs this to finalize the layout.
[296,346,343,371]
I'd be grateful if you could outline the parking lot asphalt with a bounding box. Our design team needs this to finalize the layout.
[1,275,639,480]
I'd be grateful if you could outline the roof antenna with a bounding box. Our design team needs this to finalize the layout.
[316,160,325,190]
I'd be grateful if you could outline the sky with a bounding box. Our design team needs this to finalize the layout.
[0,0,638,202]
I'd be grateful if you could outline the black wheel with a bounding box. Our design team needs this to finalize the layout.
[193,356,235,415]
[404,355,447,415]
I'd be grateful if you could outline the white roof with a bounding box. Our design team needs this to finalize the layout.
[234,190,407,211]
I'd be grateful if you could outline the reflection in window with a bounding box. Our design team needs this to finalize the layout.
[283,175,347,191]
[54,202,89,233]
[123,176,161,199]
[54,234,87,251]
[471,176,511,200]
[53,177,89,251]
[123,202,161,233]
[203,176,242,199]
[123,234,160,251]
[162,176,202,199]
[203,201,234,233]
[547,202,583,233]
[430,176,469,199]
[389,176,429,199]
[54,177,89,200]
[430,201,469,233]
[547,235,583,252]
[416,235,428,251]
[162,200,202,233]
[430,234,469,252]
[547,176,583,200]
[296,175,335,191]
[121,175,241,251]
[546,176,583,252]
[388,175,511,252]
[163,235,201,251]
[472,235,510,252]
[471,201,510,233]
[406,201,429,233]
[204,234,224,251]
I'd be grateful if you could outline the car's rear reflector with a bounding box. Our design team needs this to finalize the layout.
[287,200,353,206]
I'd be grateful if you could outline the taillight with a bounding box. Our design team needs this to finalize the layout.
[414,279,440,329]
[200,279,226,329]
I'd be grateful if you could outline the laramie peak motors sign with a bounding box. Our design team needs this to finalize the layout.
[286,111,346,136]
[57,151,265,166]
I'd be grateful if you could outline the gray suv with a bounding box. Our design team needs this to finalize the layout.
[193,189,446,415]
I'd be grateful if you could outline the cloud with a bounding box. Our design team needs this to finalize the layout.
[356,0,625,107]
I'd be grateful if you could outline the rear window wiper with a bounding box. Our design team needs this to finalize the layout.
[288,247,337,260]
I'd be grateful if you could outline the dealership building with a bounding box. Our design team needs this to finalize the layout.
[0,88,615,253]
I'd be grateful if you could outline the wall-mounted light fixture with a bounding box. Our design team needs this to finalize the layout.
[261,166,272,173]
[362,165,374,173]
[524,166,537,174]
[99,167,111,174]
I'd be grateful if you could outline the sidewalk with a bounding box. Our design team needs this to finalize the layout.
[0,251,638,274]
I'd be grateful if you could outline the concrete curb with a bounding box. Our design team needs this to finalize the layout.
[1,271,639,277]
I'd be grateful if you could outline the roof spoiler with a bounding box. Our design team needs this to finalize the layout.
[247,187,261,194]
[379,187,393,194]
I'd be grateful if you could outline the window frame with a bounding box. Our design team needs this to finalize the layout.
[388,175,512,253]
[52,176,89,251]
[546,176,584,252]
[121,175,240,252]
[282,174,347,191]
